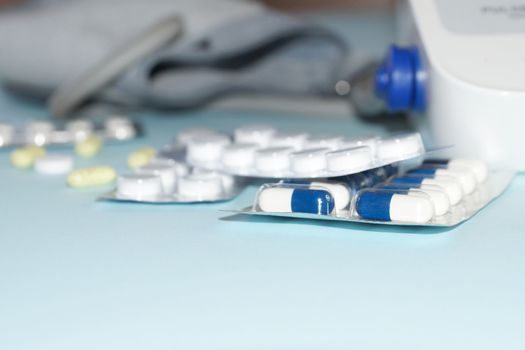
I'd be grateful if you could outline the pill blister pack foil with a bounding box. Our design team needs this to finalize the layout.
[226,164,515,227]
[0,117,140,148]
[160,125,429,179]
[98,158,247,204]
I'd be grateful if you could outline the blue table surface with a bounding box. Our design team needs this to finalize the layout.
[1,11,525,350]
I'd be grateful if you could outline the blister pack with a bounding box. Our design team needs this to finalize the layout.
[228,159,514,227]
[161,125,428,179]
[0,116,140,148]
[99,157,245,204]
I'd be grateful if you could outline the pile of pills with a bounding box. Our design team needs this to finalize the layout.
[102,156,241,203]
[170,125,426,178]
[251,158,490,224]
[0,116,138,148]
[4,117,141,190]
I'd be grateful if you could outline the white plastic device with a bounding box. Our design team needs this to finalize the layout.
[397,0,525,170]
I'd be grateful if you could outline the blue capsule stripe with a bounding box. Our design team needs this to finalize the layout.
[291,188,334,215]
[377,184,411,192]
[391,176,424,186]
[408,168,437,176]
[356,191,394,221]
[423,159,449,165]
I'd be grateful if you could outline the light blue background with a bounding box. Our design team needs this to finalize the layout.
[1,11,524,350]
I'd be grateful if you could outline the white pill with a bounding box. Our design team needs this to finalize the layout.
[186,133,231,165]
[290,148,329,174]
[376,133,424,160]
[390,175,463,206]
[380,182,450,216]
[449,159,488,183]
[150,157,189,177]
[270,131,308,150]
[339,136,379,154]
[436,169,477,195]
[255,146,294,173]
[176,127,218,145]
[234,125,276,147]
[0,123,14,146]
[391,193,434,223]
[66,119,94,141]
[34,154,74,175]
[303,134,343,151]
[418,185,450,216]
[117,174,163,198]
[192,169,236,192]
[25,120,54,145]
[136,164,177,194]
[104,116,136,139]
[326,146,373,173]
[221,143,259,170]
[178,173,223,198]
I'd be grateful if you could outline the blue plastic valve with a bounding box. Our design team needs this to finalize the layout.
[375,45,426,112]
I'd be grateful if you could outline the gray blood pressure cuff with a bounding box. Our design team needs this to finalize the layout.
[0,0,349,109]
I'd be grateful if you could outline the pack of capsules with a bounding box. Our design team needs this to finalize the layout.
[229,160,514,227]
[0,116,140,148]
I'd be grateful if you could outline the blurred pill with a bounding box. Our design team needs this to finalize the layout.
[67,166,117,188]
[10,145,46,169]
[34,154,74,175]
[75,136,103,158]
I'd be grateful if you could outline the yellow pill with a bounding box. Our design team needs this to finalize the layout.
[127,147,156,169]
[10,145,46,169]
[67,166,117,188]
[75,136,103,158]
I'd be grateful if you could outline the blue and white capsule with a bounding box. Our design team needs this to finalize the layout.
[355,189,434,223]
[390,175,463,205]
[257,186,335,215]
[423,158,488,183]
[377,182,450,216]
[408,166,477,195]
[281,180,350,210]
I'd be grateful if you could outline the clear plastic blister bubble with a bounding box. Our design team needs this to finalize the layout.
[163,125,428,179]
[229,159,515,227]
[0,116,141,149]
[99,159,245,204]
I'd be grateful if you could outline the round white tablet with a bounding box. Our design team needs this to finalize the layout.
[66,119,94,141]
[117,174,163,198]
[234,125,276,147]
[339,135,379,154]
[25,120,54,145]
[34,154,74,175]
[254,146,294,173]
[136,164,177,194]
[326,146,373,172]
[149,157,189,176]
[303,134,343,151]
[176,127,218,145]
[0,123,14,146]
[221,143,259,170]
[186,133,231,165]
[270,131,308,150]
[178,173,223,198]
[376,133,424,161]
[192,169,235,192]
[104,116,136,140]
[290,148,329,174]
